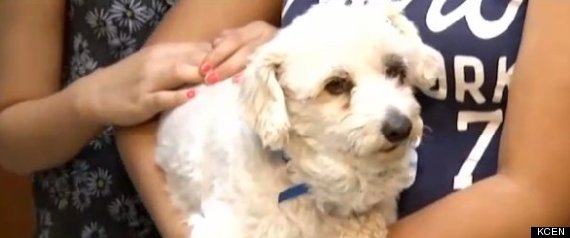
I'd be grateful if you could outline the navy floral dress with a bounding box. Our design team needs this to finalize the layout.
[33,0,177,237]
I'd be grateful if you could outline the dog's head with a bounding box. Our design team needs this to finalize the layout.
[239,4,442,161]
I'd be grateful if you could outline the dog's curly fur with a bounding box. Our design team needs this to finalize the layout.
[156,3,443,238]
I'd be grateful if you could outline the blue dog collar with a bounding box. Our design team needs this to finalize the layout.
[274,150,310,203]
[278,183,310,203]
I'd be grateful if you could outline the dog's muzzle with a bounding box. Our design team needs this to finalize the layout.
[381,108,412,144]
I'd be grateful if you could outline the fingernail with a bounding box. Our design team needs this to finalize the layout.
[205,71,220,85]
[186,89,197,99]
[199,62,212,74]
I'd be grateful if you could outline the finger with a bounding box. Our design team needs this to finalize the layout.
[194,41,214,51]
[212,28,239,48]
[200,34,244,75]
[200,32,257,76]
[160,43,213,76]
[211,40,264,80]
[184,47,211,66]
[146,87,198,113]
[153,63,203,90]
[157,42,213,62]
[166,42,213,61]
[172,63,204,85]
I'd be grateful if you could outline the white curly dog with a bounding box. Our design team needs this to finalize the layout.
[156,3,442,238]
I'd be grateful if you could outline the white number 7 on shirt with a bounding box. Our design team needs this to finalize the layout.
[453,110,503,190]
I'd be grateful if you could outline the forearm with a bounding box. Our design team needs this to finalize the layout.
[0,82,103,174]
[115,121,188,238]
[146,0,282,44]
[390,2,570,236]
[116,1,283,237]
[389,174,570,238]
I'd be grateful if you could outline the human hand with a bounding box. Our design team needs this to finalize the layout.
[71,42,212,127]
[198,21,278,84]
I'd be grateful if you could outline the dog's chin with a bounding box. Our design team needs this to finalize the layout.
[378,129,423,154]
[378,143,399,153]
[358,139,415,158]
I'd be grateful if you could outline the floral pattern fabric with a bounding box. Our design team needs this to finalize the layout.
[33,0,177,237]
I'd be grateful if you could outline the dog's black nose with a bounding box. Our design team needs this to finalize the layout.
[381,110,412,143]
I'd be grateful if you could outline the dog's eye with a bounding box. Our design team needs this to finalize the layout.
[325,76,354,95]
[385,65,407,81]
[384,54,407,82]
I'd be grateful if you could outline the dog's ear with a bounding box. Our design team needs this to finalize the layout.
[384,7,444,89]
[408,43,444,90]
[239,46,290,150]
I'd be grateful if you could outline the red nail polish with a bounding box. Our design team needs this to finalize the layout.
[186,89,197,99]
[200,62,212,74]
[206,71,220,84]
